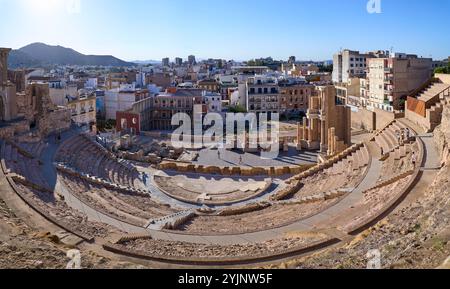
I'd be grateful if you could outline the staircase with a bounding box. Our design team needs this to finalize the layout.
[145,210,195,230]
[406,80,450,132]
[417,83,450,102]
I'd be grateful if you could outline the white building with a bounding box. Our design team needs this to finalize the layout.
[332,50,387,83]
[104,84,149,120]
[135,72,146,88]
[85,78,98,89]
[202,91,222,114]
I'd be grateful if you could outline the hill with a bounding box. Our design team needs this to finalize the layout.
[8,43,134,68]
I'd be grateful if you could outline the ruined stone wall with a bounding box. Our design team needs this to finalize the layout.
[374,108,396,130]
[24,83,71,137]
[351,107,376,131]
[0,120,30,139]
[38,108,71,137]
[433,102,450,166]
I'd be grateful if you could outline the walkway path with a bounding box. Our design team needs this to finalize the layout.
[48,140,382,245]
[395,119,442,210]
[37,120,440,246]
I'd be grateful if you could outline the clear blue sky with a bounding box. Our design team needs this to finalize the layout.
[0,0,449,61]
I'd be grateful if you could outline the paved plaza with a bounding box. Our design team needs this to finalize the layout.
[194,146,318,167]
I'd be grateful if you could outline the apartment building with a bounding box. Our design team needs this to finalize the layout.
[246,75,280,113]
[188,55,196,65]
[197,79,219,92]
[175,57,183,66]
[162,57,170,67]
[332,49,388,83]
[366,54,432,111]
[67,92,96,128]
[279,80,314,113]
[202,91,222,114]
[146,72,172,89]
[335,78,361,107]
[148,88,203,131]
[104,84,150,120]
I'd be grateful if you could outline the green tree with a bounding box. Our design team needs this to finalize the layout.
[228,105,247,113]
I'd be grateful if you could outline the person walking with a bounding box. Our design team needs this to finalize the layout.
[411,152,417,168]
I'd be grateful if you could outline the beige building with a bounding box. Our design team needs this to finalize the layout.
[367,55,432,111]
[197,79,219,92]
[148,88,203,131]
[67,93,96,128]
[279,81,314,113]
[335,78,361,107]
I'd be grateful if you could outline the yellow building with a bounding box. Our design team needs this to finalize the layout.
[67,94,96,128]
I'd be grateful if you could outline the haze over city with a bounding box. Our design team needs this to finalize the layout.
[0,0,449,61]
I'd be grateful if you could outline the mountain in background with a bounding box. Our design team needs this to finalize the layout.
[8,43,135,68]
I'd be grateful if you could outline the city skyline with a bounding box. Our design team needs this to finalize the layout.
[0,0,449,61]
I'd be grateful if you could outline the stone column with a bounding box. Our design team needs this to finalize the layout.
[303,117,308,141]
[309,120,314,142]
[297,122,302,150]
[320,120,327,153]
[328,127,336,156]
[331,127,336,156]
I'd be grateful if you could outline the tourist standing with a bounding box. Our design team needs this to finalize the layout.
[411,152,417,168]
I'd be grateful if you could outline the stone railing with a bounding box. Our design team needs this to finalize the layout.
[270,180,304,201]
[217,202,271,216]
[158,161,312,177]
[103,237,340,266]
[287,142,366,184]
